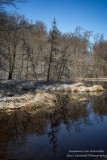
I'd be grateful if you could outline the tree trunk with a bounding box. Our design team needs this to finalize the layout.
[8,46,16,80]
[47,44,53,82]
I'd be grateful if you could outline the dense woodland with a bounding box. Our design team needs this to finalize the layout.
[0,0,107,81]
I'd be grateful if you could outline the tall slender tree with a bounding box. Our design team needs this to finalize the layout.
[47,18,59,82]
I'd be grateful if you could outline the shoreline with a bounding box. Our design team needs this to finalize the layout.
[74,78,107,82]
[0,80,106,114]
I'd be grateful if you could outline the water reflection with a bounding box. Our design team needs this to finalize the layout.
[0,92,107,160]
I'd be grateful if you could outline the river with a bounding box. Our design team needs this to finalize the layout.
[0,82,107,160]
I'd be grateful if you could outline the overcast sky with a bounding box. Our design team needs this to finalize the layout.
[5,0,107,40]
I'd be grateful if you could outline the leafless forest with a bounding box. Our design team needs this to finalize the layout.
[0,0,107,82]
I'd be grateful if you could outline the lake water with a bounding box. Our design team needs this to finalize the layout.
[0,83,107,160]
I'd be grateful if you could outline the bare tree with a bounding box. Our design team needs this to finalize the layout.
[0,0,26,9]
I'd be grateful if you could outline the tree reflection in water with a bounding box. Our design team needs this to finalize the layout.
[91,92,107,123]
[0,92,107,160]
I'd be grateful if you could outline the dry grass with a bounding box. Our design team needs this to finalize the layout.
[67,87,71,92]
[74,88,79,93]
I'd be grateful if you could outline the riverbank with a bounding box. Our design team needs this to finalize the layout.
[75,78,107,82]
[0,80,106,114]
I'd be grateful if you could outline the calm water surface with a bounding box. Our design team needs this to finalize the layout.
[0,83,107,160]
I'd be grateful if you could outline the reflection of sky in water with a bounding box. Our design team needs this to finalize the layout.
[0,92,107,160]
